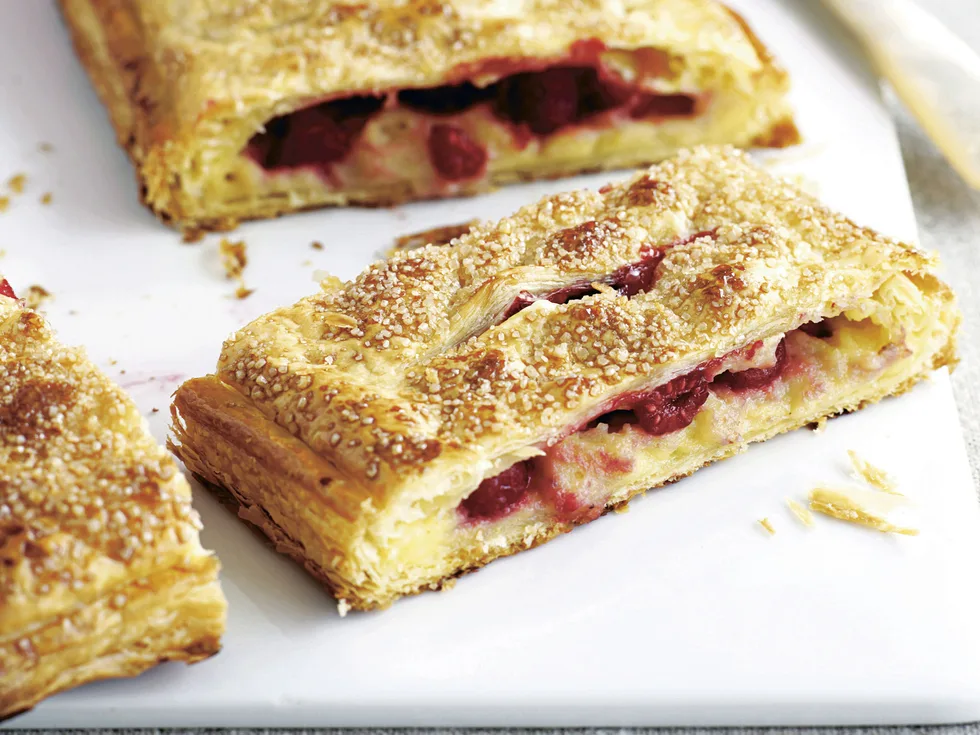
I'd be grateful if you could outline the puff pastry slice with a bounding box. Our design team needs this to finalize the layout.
[170,147,958,611]
[59,0,799,233]
[0,283,226,719]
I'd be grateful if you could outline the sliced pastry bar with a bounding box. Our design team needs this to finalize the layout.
[60,0,799,232]
[171,147,958,611]
[0,281,226,719]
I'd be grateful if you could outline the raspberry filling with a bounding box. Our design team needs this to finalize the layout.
[457,328,815,524]
[247,53,704,183]
[0,279,15,299]
[503,247,666,319]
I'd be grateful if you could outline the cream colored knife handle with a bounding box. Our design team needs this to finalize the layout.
[824,0,980,190]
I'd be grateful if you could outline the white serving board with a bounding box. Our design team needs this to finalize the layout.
[2,0,980,728]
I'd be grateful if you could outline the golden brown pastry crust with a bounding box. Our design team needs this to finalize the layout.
[170,146,958,611]
[59,0,800,232]
[0,293,226,719]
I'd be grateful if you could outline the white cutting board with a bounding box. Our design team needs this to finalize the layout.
[2,0,980,728]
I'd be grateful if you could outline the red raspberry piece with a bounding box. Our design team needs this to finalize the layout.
[0,279,15,299]
[277,106,355,167]
[714,338,788,392]
[427,124,488,181]
[633,372,710,436]
[577,68,633,116]
[459,461,531,522]
[498,68,581,135]
[611,248,666,296]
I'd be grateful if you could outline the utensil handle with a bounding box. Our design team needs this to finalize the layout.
[824,0,980,190]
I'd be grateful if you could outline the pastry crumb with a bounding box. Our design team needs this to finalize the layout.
[219,238,247,280]
[38,142,54,153]
[151,408,160,414]
[301,259,313,267]
[758,517,776,535]
[311,240,324,250]
[336,598,350,618]
[24,284,52,310]
[40,192,52,205]
[786,498,815,527]
[847,450,900,494]
[389,220,477,256]
[0,196,9,213]
[809,486,918,535]
[220,238,253,297]
[7,173,26,194]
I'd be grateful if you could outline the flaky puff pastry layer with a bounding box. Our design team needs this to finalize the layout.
[171,147,958,611]
[0,295,226,720]
[59,0,798,233]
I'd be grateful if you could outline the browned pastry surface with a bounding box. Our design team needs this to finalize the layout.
[0,290,226,718]
[171,146,958,611]
[59,0,799,232]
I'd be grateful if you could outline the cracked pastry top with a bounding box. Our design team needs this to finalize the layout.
[59,0,800,233]
[0,282,226,720]
[170,147,958,611]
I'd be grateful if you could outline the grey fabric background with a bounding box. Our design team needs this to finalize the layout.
[9,1,980,734]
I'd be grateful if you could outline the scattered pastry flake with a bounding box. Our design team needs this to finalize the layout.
[7,173,26,194]
[758,517,776,536]
[337,598,351,618]
[219,238,253,298]
[219,238,247,280]
[0,196,9,213]
[0,249,6,258]
[389,220,477,256]
[151,408,160,414]
[40,192,52,205]
[808,486,918,536]
[311,240,324,250]
[23,284,52,310]
[847,450,900,494]
[786,498,815,528]
[38,142,54,153]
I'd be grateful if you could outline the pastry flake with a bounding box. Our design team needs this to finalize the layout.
[847,449,900,494]
[170,147,958,611]
[59,0,800,232]
[808,486,918,536]
[0,283,227,719]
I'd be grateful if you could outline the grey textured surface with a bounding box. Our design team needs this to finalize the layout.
[8,2,980,734]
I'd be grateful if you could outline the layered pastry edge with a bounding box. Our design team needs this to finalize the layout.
[58,0,799,232]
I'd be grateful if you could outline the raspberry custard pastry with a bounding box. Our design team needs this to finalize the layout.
[0,282,226,719]
[171,147,958,611]
[60,0,799,233]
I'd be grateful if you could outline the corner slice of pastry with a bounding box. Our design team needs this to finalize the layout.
[59,0,799,233]
[170,147,958,612]
[0,281,226,719]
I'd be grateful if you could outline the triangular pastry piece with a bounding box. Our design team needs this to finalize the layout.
[0,282,226,719]
[171,147,958,611]
[59,0,799,232]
